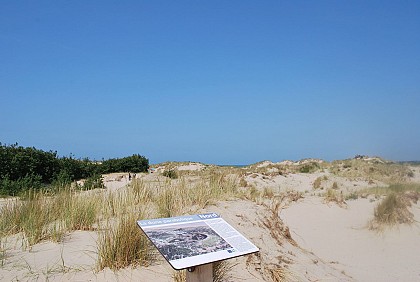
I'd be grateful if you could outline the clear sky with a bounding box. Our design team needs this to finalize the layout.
[1,1,419,164]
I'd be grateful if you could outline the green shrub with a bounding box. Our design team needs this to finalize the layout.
[0,143,149,196]
[0,174,42,196]
[100,154,149,174]
[299,162,320,173]
[82,174,104,190]
[162,169,178,179]
[0,143,60,183]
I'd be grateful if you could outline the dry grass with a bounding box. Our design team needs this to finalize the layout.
[97,212,153,270]
[262,199,296,247]
[172,269,186,282]
[267,266,287,282]
[313,176,323,189]
[0,237,6,267]
[154,172,240,217]
[370,193,415,230]
[330,159,413,183]
[324,189,346,208]
[0,188,103,246]
[359,183,420,197]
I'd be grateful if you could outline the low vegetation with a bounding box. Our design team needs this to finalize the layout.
[324,189,346,207]
[330,157,414,183]
[0,186,104,247]
[367,183,420,230]
[97,212,154,270]
[369,193,415,231]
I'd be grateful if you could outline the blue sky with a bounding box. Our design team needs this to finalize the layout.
[1,1,419,164]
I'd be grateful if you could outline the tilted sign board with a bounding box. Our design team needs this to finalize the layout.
[137,213,259,270]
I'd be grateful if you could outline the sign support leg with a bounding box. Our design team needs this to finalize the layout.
[186,263,213,282]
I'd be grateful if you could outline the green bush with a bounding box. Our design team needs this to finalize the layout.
[0,143,149,196]
[299,162,320,173]
[0,143,59,183]
[162,169,178,179]
[0,174,42,196]
[100,154,149,174]
[82,174,104,190]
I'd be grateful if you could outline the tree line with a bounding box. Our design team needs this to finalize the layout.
[0,143,149,196]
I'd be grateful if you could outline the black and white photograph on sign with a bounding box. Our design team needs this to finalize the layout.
[143,221,233,261]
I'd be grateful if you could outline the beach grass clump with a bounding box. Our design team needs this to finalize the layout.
[97,212,153,270]
[155,172,240,217]
[241,185,262,202]
[155,178,191,217]
[313,177,323,189]
[156,185,182,217]
[0,186,104,247]
[131,179,153,203]
[372,193,414,227]
[324,189,346,207]
[208,172,238,198]
[262,187,275,198]
[0,191,53,246]
[63,193,99,231]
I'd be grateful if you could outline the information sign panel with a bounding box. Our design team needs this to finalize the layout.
[137,212,259,270]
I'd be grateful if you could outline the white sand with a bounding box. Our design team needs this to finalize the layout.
[282,196,420,281]
[177,163,205,171]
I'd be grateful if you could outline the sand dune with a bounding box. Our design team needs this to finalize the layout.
[1,159,419,281]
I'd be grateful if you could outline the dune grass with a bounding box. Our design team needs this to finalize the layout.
[0,187,103,247]
[324,189,346,207]
[365,183,420,195]
[330,159,413,183]
[371,193,415,229]
[367,183,420,229]
[155,172,239,217]
[97,212,153,270]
